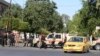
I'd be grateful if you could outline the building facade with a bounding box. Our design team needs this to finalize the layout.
[96,0,100,9]
[0,0,9,17]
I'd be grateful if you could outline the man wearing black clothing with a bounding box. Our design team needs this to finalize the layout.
[40,35,47,49]
[9,33,15,47]
[23,33,29,47]
[0,30,7,47]
[28,35,34,47]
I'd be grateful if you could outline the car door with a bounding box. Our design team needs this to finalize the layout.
[84,38,90,50]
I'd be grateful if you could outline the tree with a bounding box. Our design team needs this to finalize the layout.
[18,21,29,32]
[61,14,70,33]
[24,0,63,33]
[3,4,22,18]
[68,13,81,34]
[71,0,100,36]
[2,18,19,30]
[0,4,30,32]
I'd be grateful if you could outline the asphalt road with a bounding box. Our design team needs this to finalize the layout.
[0,47,100,56]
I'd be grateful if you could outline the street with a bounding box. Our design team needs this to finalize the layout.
[0,47,100,56]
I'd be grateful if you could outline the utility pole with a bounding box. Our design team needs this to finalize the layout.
[10,0,12,10]
[6,0,12,33]
[5,0,12,42]
[8,0,12,32]
[10,0,12,30]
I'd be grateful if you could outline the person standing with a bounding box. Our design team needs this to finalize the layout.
[23,33,28,47]
[1,31,7,47]
[1,34,5,47]
[14,31,20,47]
[28,35,34,47]
[52,34,56,48]
[40,34,47,49]
[9,32,15,47]
[3,32,7,46]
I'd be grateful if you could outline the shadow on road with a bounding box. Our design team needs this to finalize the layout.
[64,51,90,54]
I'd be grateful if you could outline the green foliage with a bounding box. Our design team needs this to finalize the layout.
[18,21,29,32]
[61,14,70,33]
[3,4,22,18]
[1,3,31,32]
[0,17,20,30]
[11,18,20,30]
[68,13,81,34]
[0,17,11,29]
[0,0,64,33]
[0,20,3,29]
[24,0,63,33]
[37,28,50,35]
[71,0,100,36]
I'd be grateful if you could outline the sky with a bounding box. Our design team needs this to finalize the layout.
[5,0,82,19]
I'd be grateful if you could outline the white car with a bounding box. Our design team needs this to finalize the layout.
[45,33,67,47]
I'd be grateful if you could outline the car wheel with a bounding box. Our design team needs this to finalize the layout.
[64,51,67,53]
[33,43,37,47]
[95,44,100,50]
[86,49,90,53]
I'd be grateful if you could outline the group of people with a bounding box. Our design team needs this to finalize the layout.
[23,35,34,47]
[0,31,34,47]
[0,31,15,47]
[23,34,46,48]
[0,31,65,48]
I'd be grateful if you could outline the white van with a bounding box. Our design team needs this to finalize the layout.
[45,33,67,47]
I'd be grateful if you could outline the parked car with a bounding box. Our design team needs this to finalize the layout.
[90,36,100,50]
[63,36,90,53]
[45,33,67,48]
[33,33,67,48]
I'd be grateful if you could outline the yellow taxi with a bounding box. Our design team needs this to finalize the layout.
[63,36,90,53]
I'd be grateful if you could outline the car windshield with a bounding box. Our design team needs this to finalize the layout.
[55,35,61,39]
[48,34,61,39]
[68,37,83,42]
[48,34,54,38]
